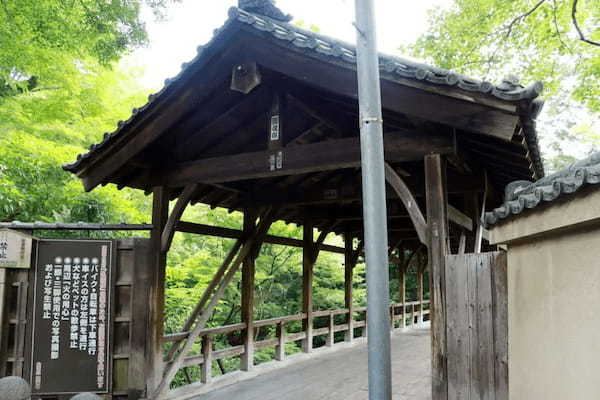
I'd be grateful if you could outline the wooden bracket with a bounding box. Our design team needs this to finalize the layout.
[311,229,329,264]
[385,163,427,245]
[230,62,262,94]
[160,183,200,253]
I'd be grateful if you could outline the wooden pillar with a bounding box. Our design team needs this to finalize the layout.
[241,210,257,371]
[399,263,406,329]
[464,192,480,254]
[418,264,424,325]
[327,314,335,347]
[302,219,314,353]
[146,187,169,394]
[128,239,152,400]
[425,154,449,400]
[201,335,213,384]
[344,233,354,342]
[276,321,286,361]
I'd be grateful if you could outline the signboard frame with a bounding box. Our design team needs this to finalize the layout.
[29,239,116,396]
[0,229,33,269]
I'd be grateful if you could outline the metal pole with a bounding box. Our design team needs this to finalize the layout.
[354,1,392,399]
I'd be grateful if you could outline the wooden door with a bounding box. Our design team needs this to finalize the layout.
[445,251,508,400]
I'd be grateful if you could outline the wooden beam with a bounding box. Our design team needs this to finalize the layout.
[246,169,484,209]
[425,154,449,400]
[161,183,199,253]
[0,222,153,231]
[157,133,453,187]
[385,163,427,244]
[287,93,345,135]
[176,221,345,254]
[447,204,473,232]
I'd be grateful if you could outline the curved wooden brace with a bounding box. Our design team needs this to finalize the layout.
[384,163,427,245]
[161,183,200,253]
[311,229,329,263]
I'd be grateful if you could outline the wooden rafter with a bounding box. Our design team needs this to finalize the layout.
[176,86,271,161]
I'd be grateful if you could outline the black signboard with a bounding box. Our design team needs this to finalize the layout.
[30,240,113,394]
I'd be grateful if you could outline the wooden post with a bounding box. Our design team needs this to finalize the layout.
[276,321,286,361]
[344,233,354,342]
[399,264,406,329]
[327,314,335,347]
[464,192,480,254]
[425,153,449,400]
[128,239,152,400]
[302,219,314,353]
[418,264,424,325]
[241,209,257,371]
[146,187,169,394]
[201,335,213,384]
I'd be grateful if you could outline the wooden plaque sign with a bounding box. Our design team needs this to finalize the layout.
[30,240,113,395]
[0,229,33,269]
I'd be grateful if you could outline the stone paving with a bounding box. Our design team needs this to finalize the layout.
[199,326,431,400]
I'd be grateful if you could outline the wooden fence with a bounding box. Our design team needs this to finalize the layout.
[162,300,430,391]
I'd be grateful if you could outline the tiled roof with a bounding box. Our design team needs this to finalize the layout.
[63,7,545,175]
[485,152,600,226]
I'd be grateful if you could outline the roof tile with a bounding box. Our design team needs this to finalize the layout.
[485,152,600,226]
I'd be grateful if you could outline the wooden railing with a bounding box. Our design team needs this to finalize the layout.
[162,299,430,388]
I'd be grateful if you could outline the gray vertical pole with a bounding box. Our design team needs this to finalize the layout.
[354,1,392,399]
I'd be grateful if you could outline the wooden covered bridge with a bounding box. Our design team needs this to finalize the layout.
[1,2,545,400]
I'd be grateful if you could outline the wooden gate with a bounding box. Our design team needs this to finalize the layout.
[445,251,508,400]
[0,238,152,399]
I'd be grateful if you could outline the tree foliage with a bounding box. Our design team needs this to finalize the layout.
[0,62,150,223]
[0,0,177,97]
[407,0,599,112]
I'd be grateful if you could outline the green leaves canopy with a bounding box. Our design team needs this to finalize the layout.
[407,0,599,112]
[0,0,175,96]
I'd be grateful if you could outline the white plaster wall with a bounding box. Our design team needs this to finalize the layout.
[507,226,600,399]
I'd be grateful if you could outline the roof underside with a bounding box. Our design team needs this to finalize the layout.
[63,7,546,242]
